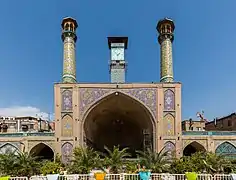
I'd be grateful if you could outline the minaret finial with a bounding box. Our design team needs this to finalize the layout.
[61,17,78,83]
[157,18,175,82]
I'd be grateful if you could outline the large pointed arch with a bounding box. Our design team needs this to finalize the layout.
[215,142,236,159]
[183,141,206,156]
[0,143,19,155]
[29,143,54,160]
[81,91,156,127]
[81,91,156,157]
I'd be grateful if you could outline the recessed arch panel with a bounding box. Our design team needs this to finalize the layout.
[61,90,73,111]
[80,88,157,121]
[82,92,156,157]
[62,114,73,137]
[61,142,73,164]
[215,142,236,159]
[29,143,54,160]
[164,89,175,111]
[164,141,175,157]
[183,141,206,156]
[163,113,175,136]
[0,143,19,155]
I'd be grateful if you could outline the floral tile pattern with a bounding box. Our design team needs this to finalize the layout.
[62,115,73,137]
[164,89,175,111]
[164,141,175,157]
[164,113,175,136]
[62,90,73,111]
[61,142,73,164]
[79,88,157,118]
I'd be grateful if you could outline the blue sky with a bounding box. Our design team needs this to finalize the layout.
[0,0,235,121]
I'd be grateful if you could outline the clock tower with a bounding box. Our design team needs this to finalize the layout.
[108,37,128,83]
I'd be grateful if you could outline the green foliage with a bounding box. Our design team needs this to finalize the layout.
[170,151,232,174]
[0,151,41,176]
[102,146,131,173]
[136,148,172,173]
[0,145,235,176]
[68,147,102,174]
[40,161,61,175]
[0,151,18,176]
[124,160,139,173]
[14,152,41,176]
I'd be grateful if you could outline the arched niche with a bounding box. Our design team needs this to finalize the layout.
[0,143,19,155]
[183,141,206,156]
[61,142,73,164]
[61,114,73,137]
[215,142,236,159]
[163,113,175,136]
[164,89,175,111]
[164,141,175,157]
[61,90,72,111]
[30,143,54,160]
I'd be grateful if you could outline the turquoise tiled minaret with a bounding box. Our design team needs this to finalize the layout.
[61,17,78,83]
[157,18,175,83]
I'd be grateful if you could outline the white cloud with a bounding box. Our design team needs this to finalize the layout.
[0,106,54,120]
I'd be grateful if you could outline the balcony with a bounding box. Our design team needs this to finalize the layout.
[182,131,236,136]
[0,132,55,137]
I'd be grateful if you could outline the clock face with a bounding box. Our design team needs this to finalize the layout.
[111,48,124,60]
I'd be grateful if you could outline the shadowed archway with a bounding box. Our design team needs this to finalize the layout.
[183,141,206,156]
[30,143,54,161]
[83,92,155,157]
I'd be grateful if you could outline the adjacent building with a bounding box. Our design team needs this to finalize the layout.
[0,116,54,133]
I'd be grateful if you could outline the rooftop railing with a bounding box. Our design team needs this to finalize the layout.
[182,131,236,136]
[1,131,236,137]
[0,132,54,137]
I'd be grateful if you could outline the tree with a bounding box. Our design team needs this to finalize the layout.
[170,151,232,174]
[103,146,131,173]
[0,151,18,175]
[13,151,41,176]
[68,147,102,174]
[136,148,172,173]
[0,150,40,176]
[40,161,61,175]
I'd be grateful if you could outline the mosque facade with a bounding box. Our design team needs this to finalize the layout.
[0,17,236,162]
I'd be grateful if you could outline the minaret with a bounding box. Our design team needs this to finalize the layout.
[61,17,78,83]
[157,18,175,82]
[108,37,128,83]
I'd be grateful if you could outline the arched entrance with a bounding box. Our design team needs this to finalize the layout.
[183,141,206,156]
[83,92,155,157]
[30,143,54,161]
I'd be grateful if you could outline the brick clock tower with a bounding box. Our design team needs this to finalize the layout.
[55,17,182,163]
